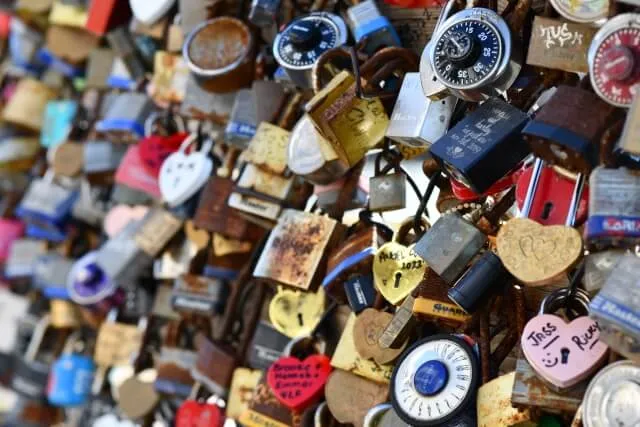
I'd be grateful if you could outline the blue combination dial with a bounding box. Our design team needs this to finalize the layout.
[433,19,502,90]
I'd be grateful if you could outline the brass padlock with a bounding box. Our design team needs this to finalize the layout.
[3,79,57,132]
[94,309,146,367]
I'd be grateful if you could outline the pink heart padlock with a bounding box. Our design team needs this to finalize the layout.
[522,287,608,390]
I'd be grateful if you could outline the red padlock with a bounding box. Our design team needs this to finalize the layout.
[450,171,521,202]
[176,386,224,427]
[138,132,189,178]
[515,164,589,226]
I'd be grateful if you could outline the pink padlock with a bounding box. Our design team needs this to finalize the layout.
[0,219,25,262]
[521,286,608,391]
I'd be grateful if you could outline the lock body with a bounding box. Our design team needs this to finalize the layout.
[247,321,291,370]
[96,92,155,142]
[47,353,95,407]
[347,0,400,54]
[171,274,228,316]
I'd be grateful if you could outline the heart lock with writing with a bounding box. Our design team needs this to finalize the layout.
[521,287,608,391]
[176,383,224,427]
[47,331,96,407]
[138,112,189,178]
[497,159,584,287]
[515,163,589,226]
[373,219,429,305]
[159,133,214,208]
[266,336,333,413]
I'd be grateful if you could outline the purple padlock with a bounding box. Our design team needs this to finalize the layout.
[67,252,124,314]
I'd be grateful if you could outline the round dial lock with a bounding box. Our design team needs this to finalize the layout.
[583,361,640,427]
[588,14,640,108]
[391,335,479,426]
[549,0,608,23]
[428,8,519,101]
[273,13,348,87]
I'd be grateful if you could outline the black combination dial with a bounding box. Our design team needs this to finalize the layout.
[275,15,343,70]
[433,19,502,89]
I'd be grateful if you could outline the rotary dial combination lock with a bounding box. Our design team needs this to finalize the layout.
[273,12,348,88]
[588,13,640,108]
[426,8,521,101]
[391,335,479,426]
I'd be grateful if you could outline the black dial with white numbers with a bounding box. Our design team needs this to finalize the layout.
[275,14,343,70]
[433,19,502,90]
[391,335,479,426]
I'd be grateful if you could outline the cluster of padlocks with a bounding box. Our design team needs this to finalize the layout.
[0,0,637,425]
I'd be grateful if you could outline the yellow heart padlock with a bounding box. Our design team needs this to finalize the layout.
[373,219,428,304]
[268,286,326,338]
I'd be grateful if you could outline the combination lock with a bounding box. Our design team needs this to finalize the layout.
[427,8,521,101]
[273,12,348,88]
[390,334,479,426]
[588,13,640,108]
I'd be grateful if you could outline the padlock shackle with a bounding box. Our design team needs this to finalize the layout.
[24,315,51,362]
[539,287,590,316]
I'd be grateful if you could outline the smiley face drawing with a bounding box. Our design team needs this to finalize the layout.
[542,352,559,368]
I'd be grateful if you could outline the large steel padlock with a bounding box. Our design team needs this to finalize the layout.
[47,331,96,407]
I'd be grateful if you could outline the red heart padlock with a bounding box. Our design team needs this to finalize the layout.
[138,132,189,178]
[176,400,224,427]
[515,164,589,226]
[266,355,332,412]
[450,170,521,202]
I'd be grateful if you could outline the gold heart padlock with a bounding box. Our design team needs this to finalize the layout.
[373,219,429,304]
[268,286,326,338]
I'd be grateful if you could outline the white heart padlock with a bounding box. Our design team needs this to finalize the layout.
[129,0,176,25]
[159,134,213,208]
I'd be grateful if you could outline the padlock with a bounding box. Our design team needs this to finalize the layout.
[67,250,124,314]
[526,17,597,74]
[378,293,417,352]
[584,250,626,293]
[4,238,47,279]
[369,160,407,213]
[287,113,350,186]
[15,171,78,240]
[183,17,255,94]
[171,274,228,316]
[254,208,345,291]
[240,372,298,427]
[269,286,326,339]
[248,0,279,42]
[522,287,607,391]
[83,140,128,175]
[373,220,428,304]
[590,255,640,363]
[192,333,239,398]
[515,164,589,226]
[414,209,487,285]
[154,238,194,280]
[11,315,56,401]
[205,232,253,281]
[94,309,146,368]
[523,85,618,175]
[497,158,585,287]
[323,215,391,302]
[426,6,523,101]
[159,134,213,208]
[227,368,262,420]
[389,334,479,426]
[181,73,236,121]
[71,181,111,227]
[40,100,77,149]
[511,352,586,414]
[85,48,115,89]
[50,299,82,329]
[386,73,456,149]
[0,217,25,263]
[346,0,400,54]
[430,97,530,194]
[413,268,473,328]
[344,274,376,314]
[241,122,290,177]
[331,312,394,384]
[148,51,190,106]
[353,308,407,366]
[176,382,224,427]
[586,167,640,249]
[47,331,96,407]
[85,0,131,35]
[0,287,29,354]
[117,368,160,420]
[138,112,188,177]
[114,145,163,201]
[246,321,291,371]
[155,320,199,397]
[306,71,388,168]
[33,252,74,299]
[45,24,100,66]
[273,12,348,88]
[96,92,155,143]
[3,78,56,132]
[476,372,532,427]
[8,18,45,74]
[106,26,147,81]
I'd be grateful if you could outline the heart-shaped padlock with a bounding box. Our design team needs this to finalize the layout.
[176,383,224,427]
[268,286,326,339]
[159,134,213,208]
[373,220,428,304]
[522,287,608,391]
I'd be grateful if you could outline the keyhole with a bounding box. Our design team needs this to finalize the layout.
[394,272,402,288]
[560,347,570,364]
[541,202,554,220]
[297,313,304,326]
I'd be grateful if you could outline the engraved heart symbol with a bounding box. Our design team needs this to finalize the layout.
[266,355,332,412]
[373,242,426,304]
[521,314,608,389]
[497,218,582,286]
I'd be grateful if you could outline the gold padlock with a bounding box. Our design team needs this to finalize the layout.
[3,79,57,132]
[50,299,83,329]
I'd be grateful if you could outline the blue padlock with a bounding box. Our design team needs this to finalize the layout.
[40,100,79,149]
[346,0,400,54]
[47,332,96,407]
[33,254,74,300]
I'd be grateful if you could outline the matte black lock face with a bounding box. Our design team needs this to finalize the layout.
[246,321,290,371]
[430,98,530,194]
[344,274,376,314]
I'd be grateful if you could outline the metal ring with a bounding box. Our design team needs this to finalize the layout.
[539,287,590,315]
